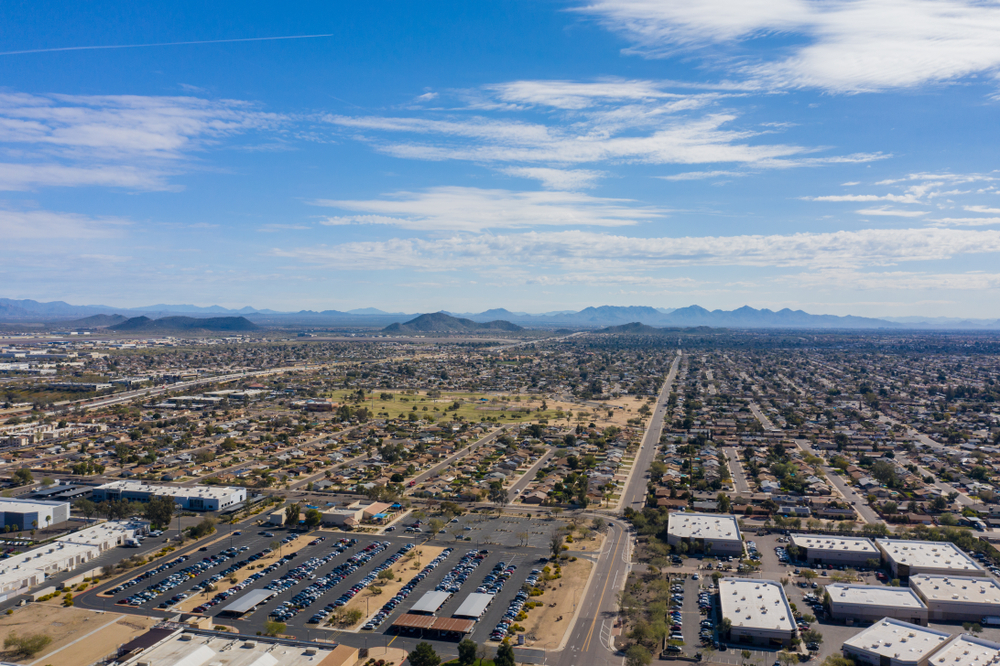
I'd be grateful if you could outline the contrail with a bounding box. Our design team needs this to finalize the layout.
[0,33,336,57]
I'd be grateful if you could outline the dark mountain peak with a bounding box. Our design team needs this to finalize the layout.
[110,316,258,332]
[384,312,522,333]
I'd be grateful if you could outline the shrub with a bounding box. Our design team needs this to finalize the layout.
[3,632,52,657]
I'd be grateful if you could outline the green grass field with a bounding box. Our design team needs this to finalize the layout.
[327,389,573,424]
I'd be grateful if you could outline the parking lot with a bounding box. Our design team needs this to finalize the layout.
[79,518,552,645]
[445,513,566,550]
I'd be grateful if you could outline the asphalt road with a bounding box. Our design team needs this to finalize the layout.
[724,447,750,494]
[748,401,779,432]
[406,426,508,493]
[793,439,880,525]
[621,351,682,511]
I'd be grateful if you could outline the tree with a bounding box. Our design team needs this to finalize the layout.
[802,629,824,645]
[938,513,959,526]
[75,498,97,522]
[263,621,286,637]
[12,468,32,486]
[458,638,479,666]
[801,569,818,582]
[285,502,301,526]
[778,651,800,666]
[719,617,732,637]
[144,495,175,528]
[717,492,732,514]
[494,642,516,666]
[3,632,52,657]
[408,642,441,666]
[625,644,652,666]
[304,508,322,528]
[377,569,395,581]
[550,533,564,559]
[488,482,509,508]
[820,656,855,666]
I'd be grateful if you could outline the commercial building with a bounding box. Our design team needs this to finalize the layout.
[842,618,951,666]
[92,481,246,512]
[791,534,880,567]
[0,498,70,531]
[928,634,1000,666]
[667,513,744,556]
[719,578,796,647]
[113,628,359,666]
[827,583,929,626]
[909,574,1000,622]
[0,522,133,601]
[877,539,985,578]
[321,508,363,528]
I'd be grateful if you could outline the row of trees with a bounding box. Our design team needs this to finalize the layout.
[408,639,515,666]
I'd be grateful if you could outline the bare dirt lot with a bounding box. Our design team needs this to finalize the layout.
[0,604,158,666]
[518,555,594,650]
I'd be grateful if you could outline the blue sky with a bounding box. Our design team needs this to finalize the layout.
[4,0,1000,317]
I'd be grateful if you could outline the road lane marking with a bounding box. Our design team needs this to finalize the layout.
[582,528,624,652]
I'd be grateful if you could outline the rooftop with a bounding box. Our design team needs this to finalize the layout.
[668,512,742,542]
[97,480,243,500]
[910,574,1000,606]
[930,634,1000,666]
[791,534,879,554]
[117,630,342,666]
[828,583,927,609]
[719,578,796,633]
[877,539,984,573]
[0,497,68,512]
[844,618,950,661]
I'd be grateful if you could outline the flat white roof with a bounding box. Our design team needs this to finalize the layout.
[877,539,983,573]
[668,513,741,542]
[118,630,340,666]
[454,592,493,619]
[931,634,1000,666]
[97,481,243,501]
[220,588,276,615]
[719,578,796,633]
[844,618,950,661]
[828,583,927,610]
[0,522,131,591]
[0,498,68,512]
[910,574,1000,606]
[792,534,879,555]
[411,590,451,614]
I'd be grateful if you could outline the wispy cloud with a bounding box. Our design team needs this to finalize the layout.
[273,227,1000,271]
[0,208,128,239]
[856,206,927,217]
[501,167,605,189]
[0,92,281,190]
[576,0,1000,92]
[310,186,666,231]
[658,170,745,180]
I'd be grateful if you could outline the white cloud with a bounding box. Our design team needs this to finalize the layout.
[0,208,128,239]
[327,111,871,168]
[928,217,1000,227]
[489,79,697,109]
[0,92,280,189]
[856,206,927,217]
[965,205,1000,214]
[784,269,1000,291]
[807,193,920,203]
[577,0,1000,92]
[273,227,1000,271]
[309,186,665,231]
[658,170,745,180]
[501,167,605,189]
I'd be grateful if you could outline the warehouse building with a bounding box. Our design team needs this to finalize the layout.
[909,574,1000,622]
[827,583,929,626]
[927,634,1000,666]
[842,618,951,666]
[114,628,359,666]
[0,498,70,531]
[791,534,880,567]
[719,578,796,647]
[876,539,985,578]
[667,513,744,556]
[92,481,246,512]
[0,522,132,601]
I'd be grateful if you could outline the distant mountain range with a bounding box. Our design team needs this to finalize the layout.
[383,313,523,334]
[109,316,259,333]
[3,297,1000,330]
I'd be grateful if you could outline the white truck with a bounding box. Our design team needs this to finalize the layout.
[982,616,1000,626]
